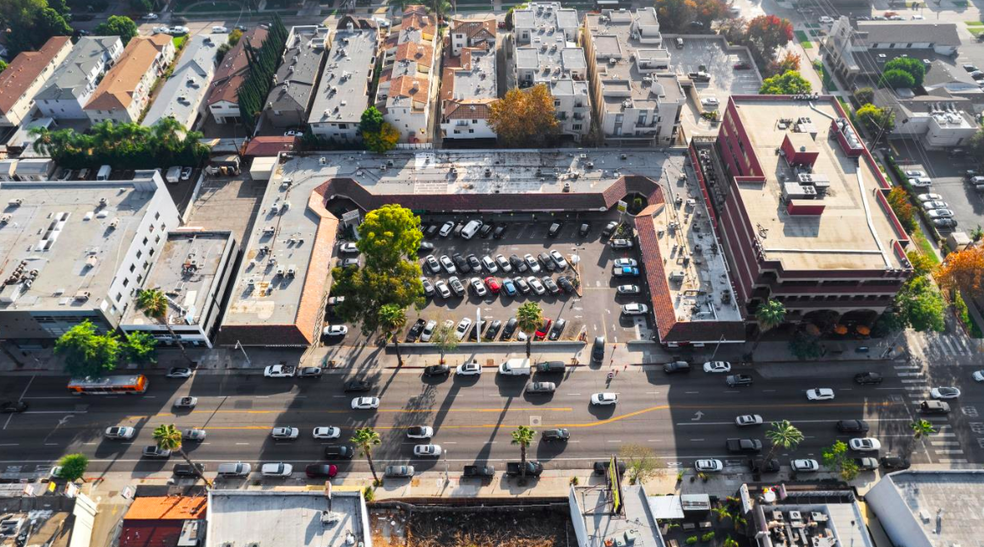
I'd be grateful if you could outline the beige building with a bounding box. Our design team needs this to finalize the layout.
[441,18,497,140]
[84,35,175,125]
[583,8,684,146]
[0,37,73,127]
[375,5,439,143]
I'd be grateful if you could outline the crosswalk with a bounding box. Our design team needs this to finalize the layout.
[892,363,969,464]
[907,330,981,361]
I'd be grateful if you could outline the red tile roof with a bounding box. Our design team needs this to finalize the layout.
[244,136,299,157]
[118,521,185,547]
[85,35,172,112]
[0,36,71,113]
[208,28,270,106]
[124,496,207,520]
[451,18,496,41]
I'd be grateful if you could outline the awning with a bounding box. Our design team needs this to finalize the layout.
[647,495,684,519]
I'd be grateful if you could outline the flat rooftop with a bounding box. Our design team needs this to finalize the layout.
[514,2,579,34]
[758,502,873,547]
[309,27,378,126]
[266,26,329,114]
[729,97,908,271]
[143,33,226,128]
[572,485,664,547]
[121,231,233,327]
[221,149,685,339]
[447,47,495,101]
[871,471,984,547]
[0,177,160,312]
[206,490,368,547]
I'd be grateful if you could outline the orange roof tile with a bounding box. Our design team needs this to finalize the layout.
[123,496,207,521]
[451,18,496,41]
[85,35,172,112]
[388,75,429,99]
[0,37,71,113]
[208,28,270,106]
[394,42,434,68]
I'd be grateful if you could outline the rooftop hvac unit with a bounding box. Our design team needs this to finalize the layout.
[74,291,91,302]
[276,266,285,276]
[264,226,276,234]
[109,218,120,229]
[98,197,108,207]
[0,215,10,225]
[287,265,296,277]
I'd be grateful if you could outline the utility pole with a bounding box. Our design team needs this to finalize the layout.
[234,340,252,366]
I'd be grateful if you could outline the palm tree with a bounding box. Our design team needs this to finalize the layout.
[351,427,382,483]
[911,419,936,439]
[136,289,193,364]
[153,424,211,488]
[516,302,543,358]
[764,420,804,460]
[750,299,786,355]
[431,323,458,364]
[511,425,535,480]
[378,304,408,367]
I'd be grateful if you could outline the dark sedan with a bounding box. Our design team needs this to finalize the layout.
[542,428,570,442]
[836,420,870,433]
[305,464,338,478]
[423,364,450,377]
[343,379,373,393]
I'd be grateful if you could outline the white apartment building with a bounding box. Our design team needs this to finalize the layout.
[441,18,497,140]
[583,8,685,145]
[375,5,439,143]
[0,171,181,345]
[308,25,379,141]
[34,36,123,120]
[0,37,73,127]
[143,34,226,130]
[84,35,175,125]
[512,2,590,140]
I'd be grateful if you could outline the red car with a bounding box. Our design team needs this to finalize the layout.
[484,276,501,294]
[733,62,751,70]
[305,464,338,478]
[534,319,553,340]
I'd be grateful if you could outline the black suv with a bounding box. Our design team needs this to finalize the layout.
[663,361,691,374]
[173,463,205,477]
[836,419,870,433]
[592,337,605,363]
[343,379,373,393]
[880,456,911,470]
[750,458,780,474]
[324,445,354,459]
[542,428,570,442]
[406,319,426,342]
[479,222,495,238]
[726,374,753,387]
[423,364,450,377]
[854,372,883,385]
[453,253,471,274]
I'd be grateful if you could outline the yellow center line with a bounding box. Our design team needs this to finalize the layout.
[133,406,574,420]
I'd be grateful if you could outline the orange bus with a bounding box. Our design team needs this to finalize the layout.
[67,374,149,395]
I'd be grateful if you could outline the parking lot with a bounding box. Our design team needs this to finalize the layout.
[890,145,984,235]
[324,213,656,347]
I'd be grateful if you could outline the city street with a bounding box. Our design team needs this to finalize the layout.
[1,359,982,479]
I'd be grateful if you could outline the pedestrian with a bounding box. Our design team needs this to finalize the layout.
[623,364,627,371]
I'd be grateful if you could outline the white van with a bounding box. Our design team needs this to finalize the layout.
[165,166,181,184]
[96,165,112,181]
[461,219,483,240]
[498,358,532,376]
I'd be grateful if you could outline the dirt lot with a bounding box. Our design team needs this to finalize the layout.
[371,504,574,547]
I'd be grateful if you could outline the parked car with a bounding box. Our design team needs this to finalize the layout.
[854,372,883,385]
[791,459,819,472]
[406,319,426,342]
[663,361,690,374]
[423,364,450,377]
[261,463,293,477]
[298,366,323,378]
[610,238,633,249]
[174,463,205,477]
[305,464,338,478]
[726,374,753,387]
[385,465,415,478]
[695,459,723,472]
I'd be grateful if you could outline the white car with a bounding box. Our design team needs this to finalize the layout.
[104,426,136,440]
[351,397,380,410]
[323,325,348,337]
[791,459,819,472]
[974,370,984,383]
[616,284,640,295]
[414,444,443,457]
[703,361,731,373]
[212,25,229,33]
[261,462,293,477]
[271,427,299,440]
[524,254,542,274]
[921,200,948,211]
[183,429,206,441]
[916,193,943,202]
[818,16,834,24]
[470,277,488,297]
[806,388,835,401]
[928,209,954,219]
[143,12,159,19]
[735,415,763,427]
[173,396,197,408]
[590,392,618,406]
[527,276,546,295]
[440,255,457,274]
[701,97,720,109]
[406,426,434,439]
[481,255,498,273]
[166,367,193,378]
[621,303,649,315]
[313,426,341,439]
[909,177,932,188]
[613,258,638,268]
[456,360,482,376]
[180,167,193,181]
[694,459,723,472]
[371,16,391,28]
[420,320,437,342]
[849,438,881,451]
[454,318,472,340]
[339,242,359,254]
[931,387,961,399]
[438,221,454,237]
[904,169,926,178]
[435,281,452,299]
[549,250,568,270]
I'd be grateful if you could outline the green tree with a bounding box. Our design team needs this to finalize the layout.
[968,130,984,169]
[822,440,858,481]
[359,106,385,135]
[33,7,72,39]
[363,122,400,153]
[153,424,212,488]
[228,28,243,46]
[759,70,812,94]
[620,443,663,485]
[136,289,194,364]
[129,0,152,12]
[57,454,88,481]
[897,276,946,333]
[908,250,935,278]
[123,331,158,364]
[884,57,925,86]
[357,204,422,269]
[216,43,232,62]
[489,85,560,147]
[0,60,7,75]
[351,427,382,483]
[431,323,458,364]
[95,15,138,46]
[511,425,536,480]
[750,299,785,354]
[765,420,804,460]
[378,304,408,367]
[879,69,915,89]
[766,51,800,78]
[911,419,936,439]
[853,87,875,106]
[55,321,120,378]
[516,302,543,358]
[856,104,896,136]
[789,329,823,360]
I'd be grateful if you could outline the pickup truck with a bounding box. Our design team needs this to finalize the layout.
[506,461,543,477]
[463,465,496,478]
[726,438,762,453]
[688,71,711,82]
[263,363,296,378]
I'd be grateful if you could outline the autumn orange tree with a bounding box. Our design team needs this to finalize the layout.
[936,246,984,294]
[656,0,727,30]
[887,187,917,232]
[767,51,801,77]
[489,84,559,148]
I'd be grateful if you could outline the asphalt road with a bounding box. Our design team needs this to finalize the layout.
[2,361,982,477]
